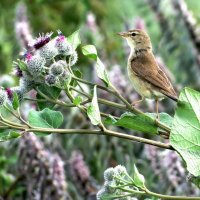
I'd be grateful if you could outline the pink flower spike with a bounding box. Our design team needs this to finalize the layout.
[33,32,53,49]
[56,35,65,43]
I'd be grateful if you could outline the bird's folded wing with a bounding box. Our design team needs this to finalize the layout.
[131,52,177,98]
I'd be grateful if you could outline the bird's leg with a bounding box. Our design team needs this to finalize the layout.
[155,98,159,120]
[131,96,144,106]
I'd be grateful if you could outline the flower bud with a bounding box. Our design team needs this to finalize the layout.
[114,165,127,176]
[96,188,107,200]
[104,181,116,193]
[39,41,58,60]
[69,50,78,66]
[6,87,24,103]
[56,69,70,88]
[45,74,57,86]
[55,34,73,56]
[50,62,64,76]
[19,77,35,93]
[57,60,67,67]
[26,53,45,76]
[0,89,7,106]
[0,75,15,88]
[104,167,115,181]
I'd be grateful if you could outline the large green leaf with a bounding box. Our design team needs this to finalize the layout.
[87,86,101,125]
[68,30,81,49]
[0,130,21,142]
[105,112,171,134]
[82,45,110,86]
[170,87,200,176]
[82,45,97,59]
[28,108,63,130]
[36,85,61,110]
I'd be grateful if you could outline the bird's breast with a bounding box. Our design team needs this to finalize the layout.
[127,63,163,99]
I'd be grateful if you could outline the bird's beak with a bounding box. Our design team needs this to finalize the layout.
[117,32,128,38]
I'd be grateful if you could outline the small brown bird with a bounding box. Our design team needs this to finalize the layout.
[118,29,177,117]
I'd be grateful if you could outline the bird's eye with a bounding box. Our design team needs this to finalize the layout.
[131,33,137,36]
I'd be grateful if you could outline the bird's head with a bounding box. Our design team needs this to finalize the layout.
[117,29,152,51]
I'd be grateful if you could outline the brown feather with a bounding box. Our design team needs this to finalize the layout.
[131,51,178,101]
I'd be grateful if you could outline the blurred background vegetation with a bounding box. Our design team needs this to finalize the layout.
[0,0,200,199]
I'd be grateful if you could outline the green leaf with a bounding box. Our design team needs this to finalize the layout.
[81,44,110,86]
[96,57,110,86]
[170,87,200,176]
[146,112,173,128]
[104,112,172,134]
[87,86,101,125]
[105,112,158,134]
[16,59,27,71]
[68,30,81,49]
[133,164,146,189]
[189,175,200,189]
[73,69,82,78]
[82,45,97,59]
[28,108,63,134]
[36,85,61,110]
[12,92,19,110]
[73,96,82,106]
[0,130,21,142]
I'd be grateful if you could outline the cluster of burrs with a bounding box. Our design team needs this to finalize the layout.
[97,165,132,200]
[0,30,78,106]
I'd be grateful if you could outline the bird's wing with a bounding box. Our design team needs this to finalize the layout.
[131,52,177,100]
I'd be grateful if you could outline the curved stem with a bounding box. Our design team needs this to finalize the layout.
[36,88,69,107]
[72,76,114,94]
[72,76,171,134]
[70,86,126,110]
[110,84,171,133]
[145,189,200,200]
[22,127,172,149]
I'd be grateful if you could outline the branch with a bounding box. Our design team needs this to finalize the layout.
[72,76,171,134]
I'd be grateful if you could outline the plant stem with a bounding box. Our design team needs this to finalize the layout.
[110,84,171,133]
[73,76,171,134]
[22,127,172,149]
[70,86,126,110]
[72,76,114,94]
[145,189,200,200]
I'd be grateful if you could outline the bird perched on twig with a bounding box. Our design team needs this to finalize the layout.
[118,29,177,118]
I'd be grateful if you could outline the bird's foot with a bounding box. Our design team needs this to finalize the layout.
[131,97,144,107]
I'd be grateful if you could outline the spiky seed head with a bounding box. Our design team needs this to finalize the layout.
[0,89,7,106]
[6,87,24,103]
[50,62,64,76]
[114,165,127,176]
[104,181,116,193]
[57,60,67,67]
[69,51,78,66]
[96,188,107,200]
[45,74,57,86]
[55,34,73,56]
[26,54,46,76]
[56,69,70,88]
[19,77,35,93]
[31,32,53,50]
[0,75,15,88]
[104,168,115,181]
[38,40,58,60]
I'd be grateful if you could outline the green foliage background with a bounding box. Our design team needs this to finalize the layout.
[0,0,200,199]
